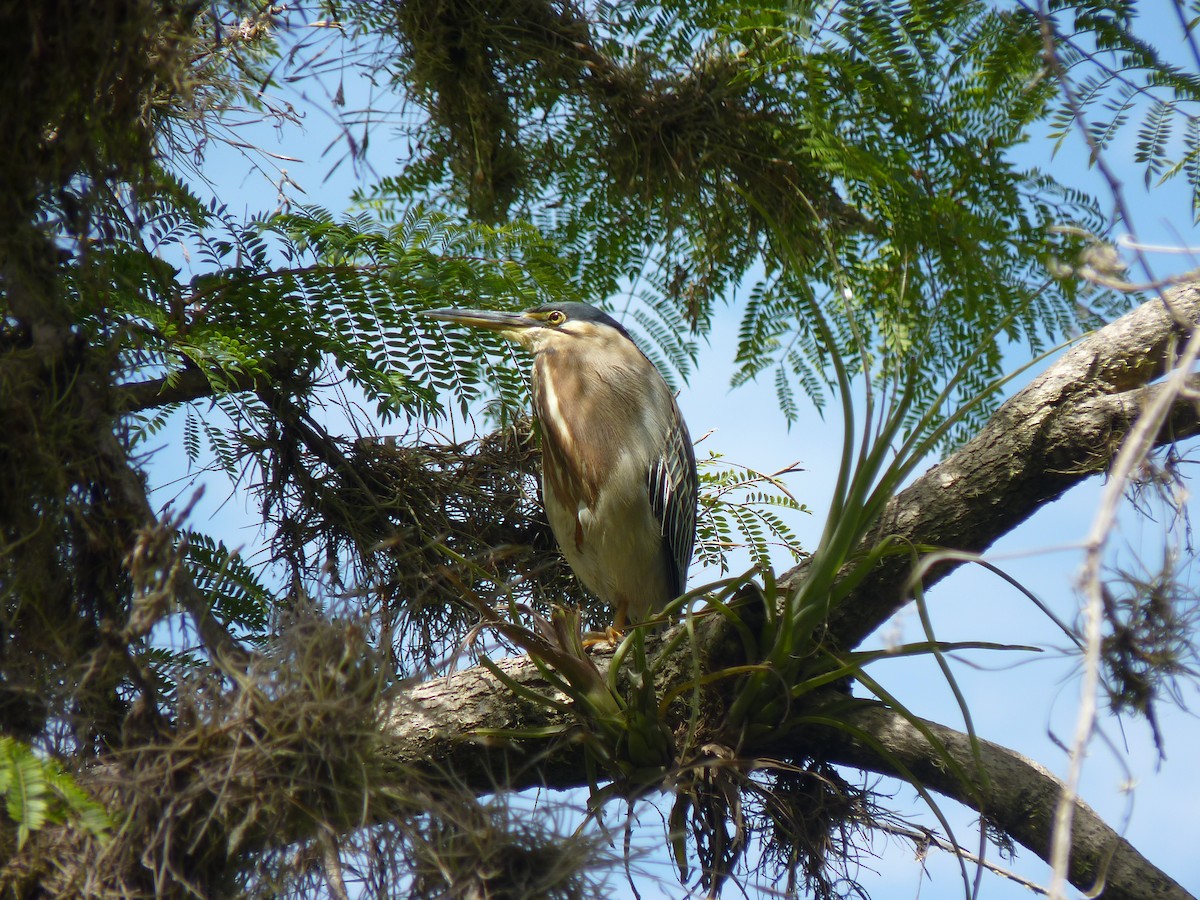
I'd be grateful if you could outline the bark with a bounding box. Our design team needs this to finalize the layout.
[814,283,1200,648]
[116,364,254,411]
[804,699,1192,900]
[381,637,1194,899]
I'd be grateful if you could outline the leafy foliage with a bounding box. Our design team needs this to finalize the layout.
[695,454,809,572]
[0,739,110,852]
[1045,0,1200,219]
[98,195,579,426]
[185,534,272,641]
[332,0,1120,439]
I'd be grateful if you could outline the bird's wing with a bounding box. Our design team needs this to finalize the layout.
[647,399,698,598]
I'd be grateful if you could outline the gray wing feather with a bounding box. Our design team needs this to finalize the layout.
[647,399,698,598]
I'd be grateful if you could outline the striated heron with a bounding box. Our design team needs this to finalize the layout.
[424,302,698,633]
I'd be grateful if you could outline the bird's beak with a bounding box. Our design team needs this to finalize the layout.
[422,307,541,340]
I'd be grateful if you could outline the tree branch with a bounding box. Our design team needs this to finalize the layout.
[813,282,1200,649]
[802,699,1193,900]
[115,365,254,412]
[378,643,1193,899]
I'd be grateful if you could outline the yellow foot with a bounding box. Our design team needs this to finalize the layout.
[581,626,624,649]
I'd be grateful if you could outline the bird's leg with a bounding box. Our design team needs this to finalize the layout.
[606,606,627,644]
[581,607,626,649]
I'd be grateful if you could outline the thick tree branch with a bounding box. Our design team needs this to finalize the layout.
[811,283,1200,649]
[385,653,590,791]
[799,699,1192,900]
[379,645,1193,899]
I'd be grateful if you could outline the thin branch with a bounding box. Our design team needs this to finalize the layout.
[1053,314,1200,898]
[874,819,1049,894]
[116,364,263,412]
[1035,2,1157,287]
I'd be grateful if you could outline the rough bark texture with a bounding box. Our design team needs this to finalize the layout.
[383,642,1196,899]
[816,284,1200,648]
[387,654,590,791]
[803,700,1191,900]
[379,285,1200,899]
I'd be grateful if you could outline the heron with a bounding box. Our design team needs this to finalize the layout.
[424,302,698,635]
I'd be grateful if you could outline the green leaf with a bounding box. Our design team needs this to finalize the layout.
[0,738,111,849]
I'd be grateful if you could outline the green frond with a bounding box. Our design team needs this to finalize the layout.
[184,533,272,641]
[1045,0,1200,213]
[0,739,110,850]
[696,454,809,574]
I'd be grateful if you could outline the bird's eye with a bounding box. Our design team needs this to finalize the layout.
[546,310,566,326]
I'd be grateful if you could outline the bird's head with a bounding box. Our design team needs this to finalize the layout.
[422,302,632,354]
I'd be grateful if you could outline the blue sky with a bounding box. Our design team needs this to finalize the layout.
[149,5,1200,897]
